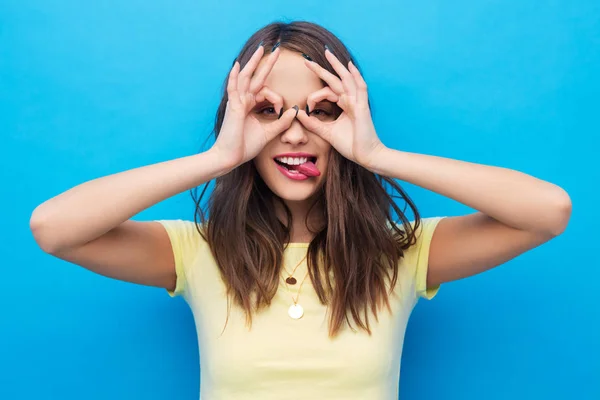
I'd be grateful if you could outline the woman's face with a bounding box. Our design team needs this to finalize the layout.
[252,49,336,203]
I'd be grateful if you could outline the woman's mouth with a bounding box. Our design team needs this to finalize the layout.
[273,155,320,181]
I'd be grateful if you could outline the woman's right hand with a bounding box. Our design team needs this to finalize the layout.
[212,44,297,169]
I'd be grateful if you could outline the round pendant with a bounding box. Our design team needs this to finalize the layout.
[285,276,297,285]
[288,303,304,319]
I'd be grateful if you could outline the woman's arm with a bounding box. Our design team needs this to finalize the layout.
[366,148,572,288]
[368,148,571,236]
[29,150,232,291]
[31,149,229,253]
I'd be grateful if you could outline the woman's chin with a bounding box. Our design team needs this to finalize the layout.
[272,185,320,203]
[265,177,324,203]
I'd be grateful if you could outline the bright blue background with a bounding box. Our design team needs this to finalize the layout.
[1,1,598,399]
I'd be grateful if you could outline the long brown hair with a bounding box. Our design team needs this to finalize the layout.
[192,21,421,338]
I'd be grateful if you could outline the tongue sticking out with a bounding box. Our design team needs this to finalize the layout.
[295,161,320,177]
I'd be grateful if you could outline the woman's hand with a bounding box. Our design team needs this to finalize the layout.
[212,44,297,169]
[295,48,386,170]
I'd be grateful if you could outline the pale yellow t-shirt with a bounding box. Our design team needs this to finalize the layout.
[158,217,445,400]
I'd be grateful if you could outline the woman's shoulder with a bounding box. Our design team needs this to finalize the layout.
[390,216,446,236]
[154,219,209,252]
[394,216,446,260]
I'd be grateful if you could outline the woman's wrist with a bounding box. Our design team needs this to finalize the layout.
[203,146,240,177]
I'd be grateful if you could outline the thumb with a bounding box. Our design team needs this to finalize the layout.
[296,110,331,141]
[263,107,296,141]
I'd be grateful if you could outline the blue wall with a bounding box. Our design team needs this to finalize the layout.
[1,1,598,398]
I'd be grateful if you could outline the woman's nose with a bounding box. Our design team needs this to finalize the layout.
[280,119,308,145]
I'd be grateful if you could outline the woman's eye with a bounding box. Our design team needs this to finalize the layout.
[259,107,276,115]
[310,108,333,118]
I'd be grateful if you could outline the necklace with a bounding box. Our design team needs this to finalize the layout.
[282,270,310,319]
[282,254,307,285]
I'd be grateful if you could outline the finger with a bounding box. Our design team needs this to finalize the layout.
[254,86,283,116]
[303,59,344,95]
[226,61,241,99]
[348,61,368,105]
[248,46,280,94]
[295,109,331,141]
[324,48,357,97]
[238,45,265,94]
[306,86,340,114]
[264,107,296,141]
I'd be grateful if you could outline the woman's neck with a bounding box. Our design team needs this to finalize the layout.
[275,198,325,243]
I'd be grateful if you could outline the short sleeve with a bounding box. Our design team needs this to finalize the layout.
[156,219,203,298]
[405,216,446,301]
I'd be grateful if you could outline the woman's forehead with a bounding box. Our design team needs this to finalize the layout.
[258,50,324,100]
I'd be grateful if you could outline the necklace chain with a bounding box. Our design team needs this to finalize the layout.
[282,253,307,278]
[282,269,310,305]
[282,253,309,306]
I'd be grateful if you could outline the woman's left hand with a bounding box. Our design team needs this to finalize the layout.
[295,48,387,170]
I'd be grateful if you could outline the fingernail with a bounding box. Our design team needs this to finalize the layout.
[324,44,331,53]
[278,107,284,119]
[305,104,310,114]
[302,53,313,61]
[256,40,264,50]
[271,42,281,52]
[292,105,299,117]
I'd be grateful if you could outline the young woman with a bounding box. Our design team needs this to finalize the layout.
[30,21,571,399]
